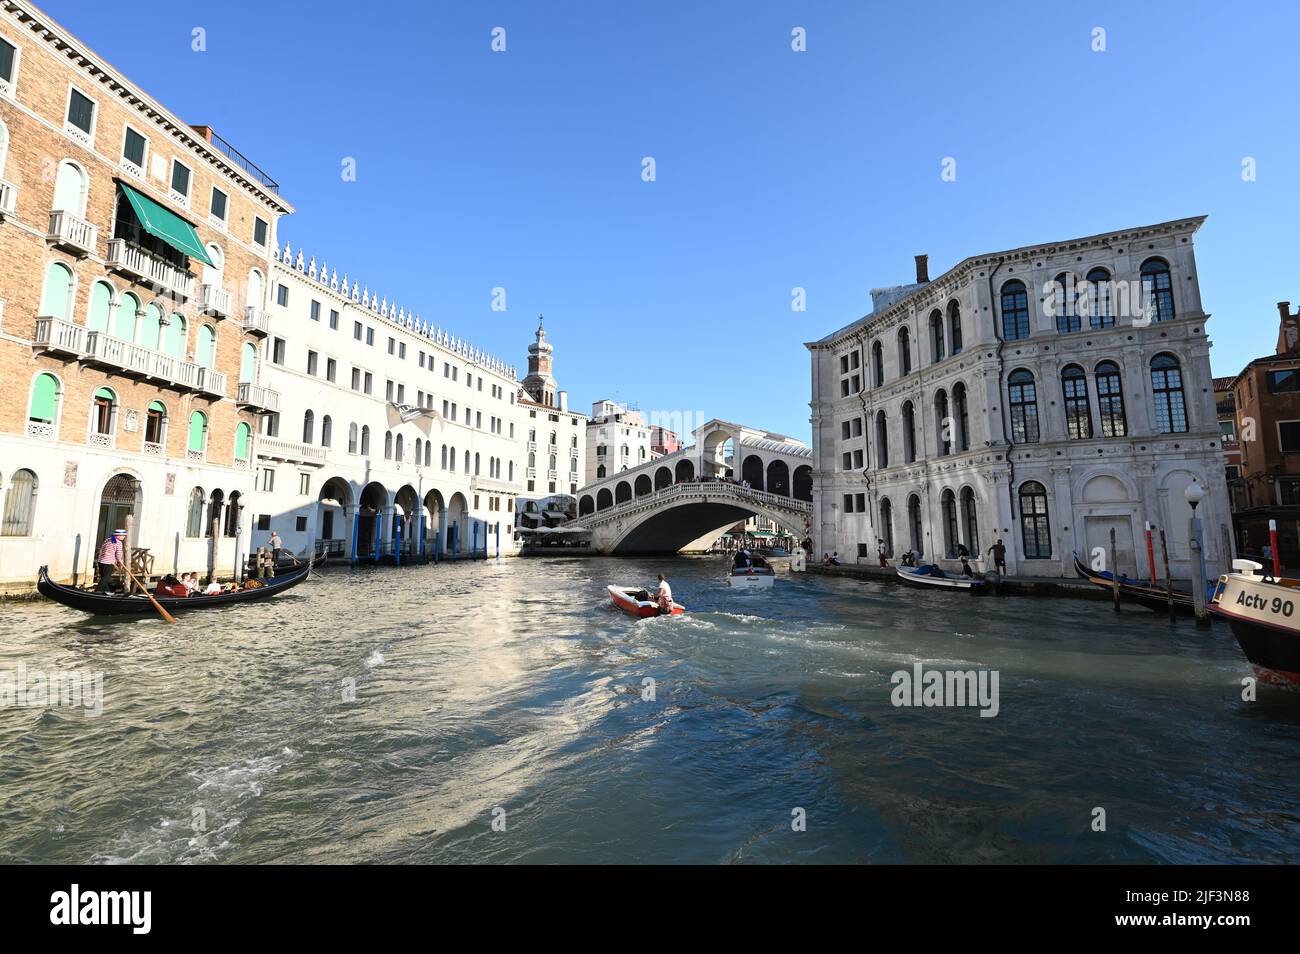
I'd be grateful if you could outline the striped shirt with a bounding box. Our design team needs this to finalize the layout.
[96,536,125,565]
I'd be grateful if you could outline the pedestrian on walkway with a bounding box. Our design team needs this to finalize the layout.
[987,539,1007,575]
[877,538,888,568]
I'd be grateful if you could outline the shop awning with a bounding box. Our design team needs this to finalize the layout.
[117,182,213,265]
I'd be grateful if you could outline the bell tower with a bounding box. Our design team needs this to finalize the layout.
[522,315,558,406]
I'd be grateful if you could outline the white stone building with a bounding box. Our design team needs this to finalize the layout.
[807,217,1233,579]
[245,247,584,561]
[585,399,655,484]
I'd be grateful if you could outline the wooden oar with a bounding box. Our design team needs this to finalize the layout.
[121,564,176,624]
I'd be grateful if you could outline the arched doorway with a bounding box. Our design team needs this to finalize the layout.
[879,497,894,557]
[741,455,765,490]
[579,494,595,516]
[615,481,632,504]
[206,489,224,539]
[424,489,446,555]
[907,494,923,556]
[793,465,812,502]
[318,476,353,557]
[634,474,652,498]
[674,458,695,483]
[358,481,387,559]
[394,485,420,558]
[654,466,672,491]
[597,488,613,511]
[446,492,470,554]
[766,459,790,496]
[96,473,142,548]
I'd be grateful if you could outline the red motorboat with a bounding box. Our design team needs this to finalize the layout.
[607,584,684,618]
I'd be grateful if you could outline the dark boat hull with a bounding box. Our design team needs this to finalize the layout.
[1209,575,1300,687]
[1072,554,1199,614]
[37,562,312,616]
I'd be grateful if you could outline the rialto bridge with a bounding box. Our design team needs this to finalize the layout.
[569,419,814,554]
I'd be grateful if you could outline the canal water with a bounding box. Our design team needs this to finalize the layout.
[1,555,1297,864]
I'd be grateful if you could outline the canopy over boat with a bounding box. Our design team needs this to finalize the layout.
[37,561,312,616]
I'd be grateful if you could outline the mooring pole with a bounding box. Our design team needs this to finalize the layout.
[1145,521,1157,586]
[1110,527,1120,612]
[1160,527,1174,619]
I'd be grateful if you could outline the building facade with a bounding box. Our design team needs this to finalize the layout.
[245,248,585,561]
[518,321,586,498]
[1226,301,1300,565]
[807,218,1233,579]
[0,0,289,589]
[585,399,654,484]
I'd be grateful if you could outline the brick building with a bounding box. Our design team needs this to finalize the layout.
[0,0,290,588]
[1228,302,1300,566]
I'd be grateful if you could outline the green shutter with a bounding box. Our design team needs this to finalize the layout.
[115,294,139,341]
[240,342,257,383]
[167,314,186,357]
[235,422,251,460]
[41,264,71,320]
[187,411,207,452]
[88,282,113,333]
[197,325,215,368]
[28,373,59,422]
[140,304,163,350]
[94,387,115,401]
[148,400,165,413]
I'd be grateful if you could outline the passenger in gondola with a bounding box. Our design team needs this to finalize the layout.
[204,579,223,596]
[154,574,188,598]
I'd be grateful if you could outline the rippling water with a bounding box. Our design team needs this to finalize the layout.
[1,555,1298,864]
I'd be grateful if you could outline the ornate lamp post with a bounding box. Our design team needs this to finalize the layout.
[1184,480,1209,625]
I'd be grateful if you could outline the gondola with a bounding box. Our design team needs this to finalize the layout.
[36,560,312,616]
[1071,553,1210,614]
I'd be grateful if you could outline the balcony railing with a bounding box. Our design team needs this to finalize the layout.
[0,179,16,218]
[85,330,154,377]
[33,317,226,397]
[256,436,327,465]
[526,467,537,479]
[547,469,558,481]
[106,238,194,300]
[200,284,233,318]
[25,421,56,440]
[33,316,86,356]
[526,441,537,452]
[570,447,580,458]
[237,382,281,413]
[242,305,270,336]
[47,210,97,255]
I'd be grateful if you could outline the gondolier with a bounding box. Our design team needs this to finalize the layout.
[95,529,127,593]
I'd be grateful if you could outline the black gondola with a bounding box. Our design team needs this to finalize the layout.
[36,560,312,616]
[1071,553,1207,614]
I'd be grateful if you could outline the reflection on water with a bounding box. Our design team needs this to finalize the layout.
[1,555,1298,864]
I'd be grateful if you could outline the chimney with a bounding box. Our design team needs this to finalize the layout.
[914,254,929,284]
[1277,302,1300,355]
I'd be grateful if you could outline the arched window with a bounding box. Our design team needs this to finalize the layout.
[1061,364,1092,439]
[52,160,87,216]
[350,423,360,455]
[1086,268,1113,328]
[321,415,332,448]
[361,426,370,455]
[115,292,140,341]
[28,372,62,429]
[234,421,251,461]
[394,434,403,461]
[948,300,963,355]
[1000,280,1030,340]
[87,280,113,333]
[303,410,315,445]
[166,313,186,358]
[415,438,423,465]
[1140,258,1175,323]
[902,400,916,463]
[875,410,889,468]
[960,486,979,552]
[187,410,208,456]
[1095,360,1127,437]
[1150,353,1188,433]
[929,309,945,363]
[1,469,38,536]
[145,400,167,448]
[90,387,116,438]
[549,453,558,471]
[953,382,970,451]
[907,494,923,555]
[246,268,265,309]
[383,431,392,459]
[508,461,514,481]
[528,451,536,468]
[941,489,958,558]
[1053,272,1080,333]
[240,341,257,383]
[1019,480,1051,559]
[440,443,447,468]
[424,442,431,467]
[186,487,205,537]
[898,326,912,376]
[935,389,950,456]
[1007,369,1040,443]
[474,452,481,476]
[39,261,74,320]
[196,324,216,368]
[463,450,470,473]
[879,498,894,556]
[596,465,606,479]
[872,340,884,387]
[140,302,164,351]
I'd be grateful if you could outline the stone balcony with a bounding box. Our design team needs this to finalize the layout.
[106,238,195,300]
[32,316,226,398]
[256,436,327,467]
[242,305,271,337]
[199,283,233,318]
[47,210,97,256]
[236,381,280,413]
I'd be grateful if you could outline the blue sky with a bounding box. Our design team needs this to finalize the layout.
[45,0,1300,441]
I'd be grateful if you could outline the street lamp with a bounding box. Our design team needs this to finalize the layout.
[1184,480,1209,624]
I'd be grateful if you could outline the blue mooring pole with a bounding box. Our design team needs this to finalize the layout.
[395,515,402,567]
[350,511,360,565]
[495,522,500,559]
[451,522,457,563]
[373,514,381,564]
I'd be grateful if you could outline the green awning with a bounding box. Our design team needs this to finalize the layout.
[118,182,213,266]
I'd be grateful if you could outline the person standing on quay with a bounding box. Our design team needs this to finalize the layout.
[95,528,127,593]
[988,538,1007,576]
[877,538,888,568]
